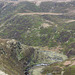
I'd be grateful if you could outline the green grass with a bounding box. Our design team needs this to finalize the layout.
[64,66,75,75]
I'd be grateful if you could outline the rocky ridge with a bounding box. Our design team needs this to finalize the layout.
[0,38,35,75]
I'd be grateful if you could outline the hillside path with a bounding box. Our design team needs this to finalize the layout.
[17,12,64,16]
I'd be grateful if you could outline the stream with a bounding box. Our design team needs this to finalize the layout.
[24,63,49,75]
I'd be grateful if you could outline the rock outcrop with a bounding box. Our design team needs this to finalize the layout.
[0,38,35,75]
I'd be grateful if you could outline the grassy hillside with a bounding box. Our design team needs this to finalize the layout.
[0,1,75,75]
[40,1,75,13]
[0,1,75,57]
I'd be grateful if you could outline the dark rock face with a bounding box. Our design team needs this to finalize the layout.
[67,49,75,57]
[0,48,5,55]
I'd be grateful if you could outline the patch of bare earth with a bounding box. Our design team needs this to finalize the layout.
[41,23,51,28]
[63,58,75,66]
[65,20,75,23]
[0,70,8,75]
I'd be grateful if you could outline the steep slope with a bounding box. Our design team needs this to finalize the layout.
[0,38,35,75]
[0,38,24,75]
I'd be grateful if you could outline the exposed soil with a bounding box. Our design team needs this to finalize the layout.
[17,13,63,16]
[0,70,8,75]
[65,20,75,23]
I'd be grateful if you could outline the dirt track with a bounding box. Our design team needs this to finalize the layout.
[17,12,64,16]
[65,20,75,23]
